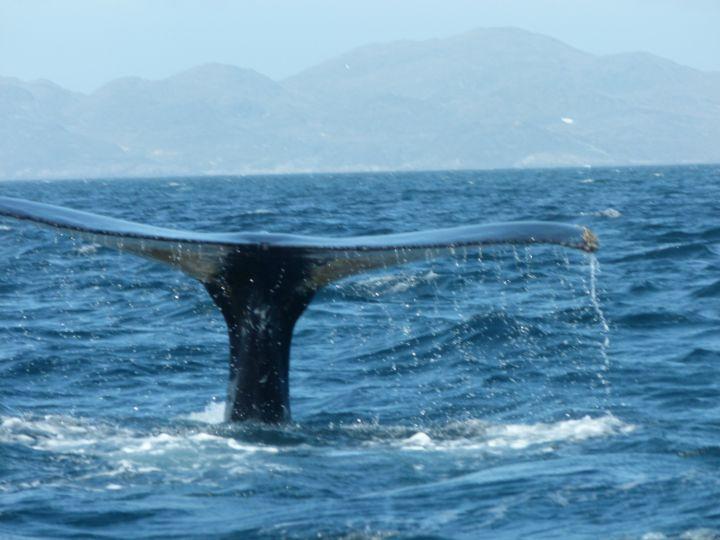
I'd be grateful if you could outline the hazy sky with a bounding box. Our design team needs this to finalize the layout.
[1,0,718,92]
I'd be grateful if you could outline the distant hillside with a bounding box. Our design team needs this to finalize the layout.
[1,27,719,179]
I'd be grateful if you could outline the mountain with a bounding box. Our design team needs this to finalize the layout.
[1,28,719,179]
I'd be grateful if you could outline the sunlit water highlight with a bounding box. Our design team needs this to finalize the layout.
[1,165,719,538]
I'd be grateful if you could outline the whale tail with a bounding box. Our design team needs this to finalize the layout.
[0,196,598,422]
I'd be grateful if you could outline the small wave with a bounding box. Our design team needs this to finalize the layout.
[693,280,720,298]
[676,348,720,364]
[700,227,720,241]
[0,224,12,231]
[614,243,713,263]
[656,227,720,245]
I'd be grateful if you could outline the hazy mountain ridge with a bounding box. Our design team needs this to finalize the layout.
[1,27,719,179]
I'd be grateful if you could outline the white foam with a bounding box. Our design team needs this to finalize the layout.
[398,415,633,452]
[0,224,12,231]
[1,410,634,490]
[0,413,279,484]
[561,117,575,124]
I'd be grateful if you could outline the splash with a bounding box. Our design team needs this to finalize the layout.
[186,400,225,424]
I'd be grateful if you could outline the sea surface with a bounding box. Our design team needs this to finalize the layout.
[1,165,719,539]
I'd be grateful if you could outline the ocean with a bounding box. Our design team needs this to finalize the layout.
[1,165,719,539]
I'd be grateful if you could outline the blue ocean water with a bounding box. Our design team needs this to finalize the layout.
[0,165,719,539]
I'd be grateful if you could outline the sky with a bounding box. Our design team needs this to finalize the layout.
[1,0,718,93]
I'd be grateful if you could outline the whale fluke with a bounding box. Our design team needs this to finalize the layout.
[0,196,598,422]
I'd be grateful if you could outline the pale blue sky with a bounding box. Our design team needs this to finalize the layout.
[1,0,718,92]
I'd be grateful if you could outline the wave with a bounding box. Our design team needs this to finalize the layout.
[614,310,702,328]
